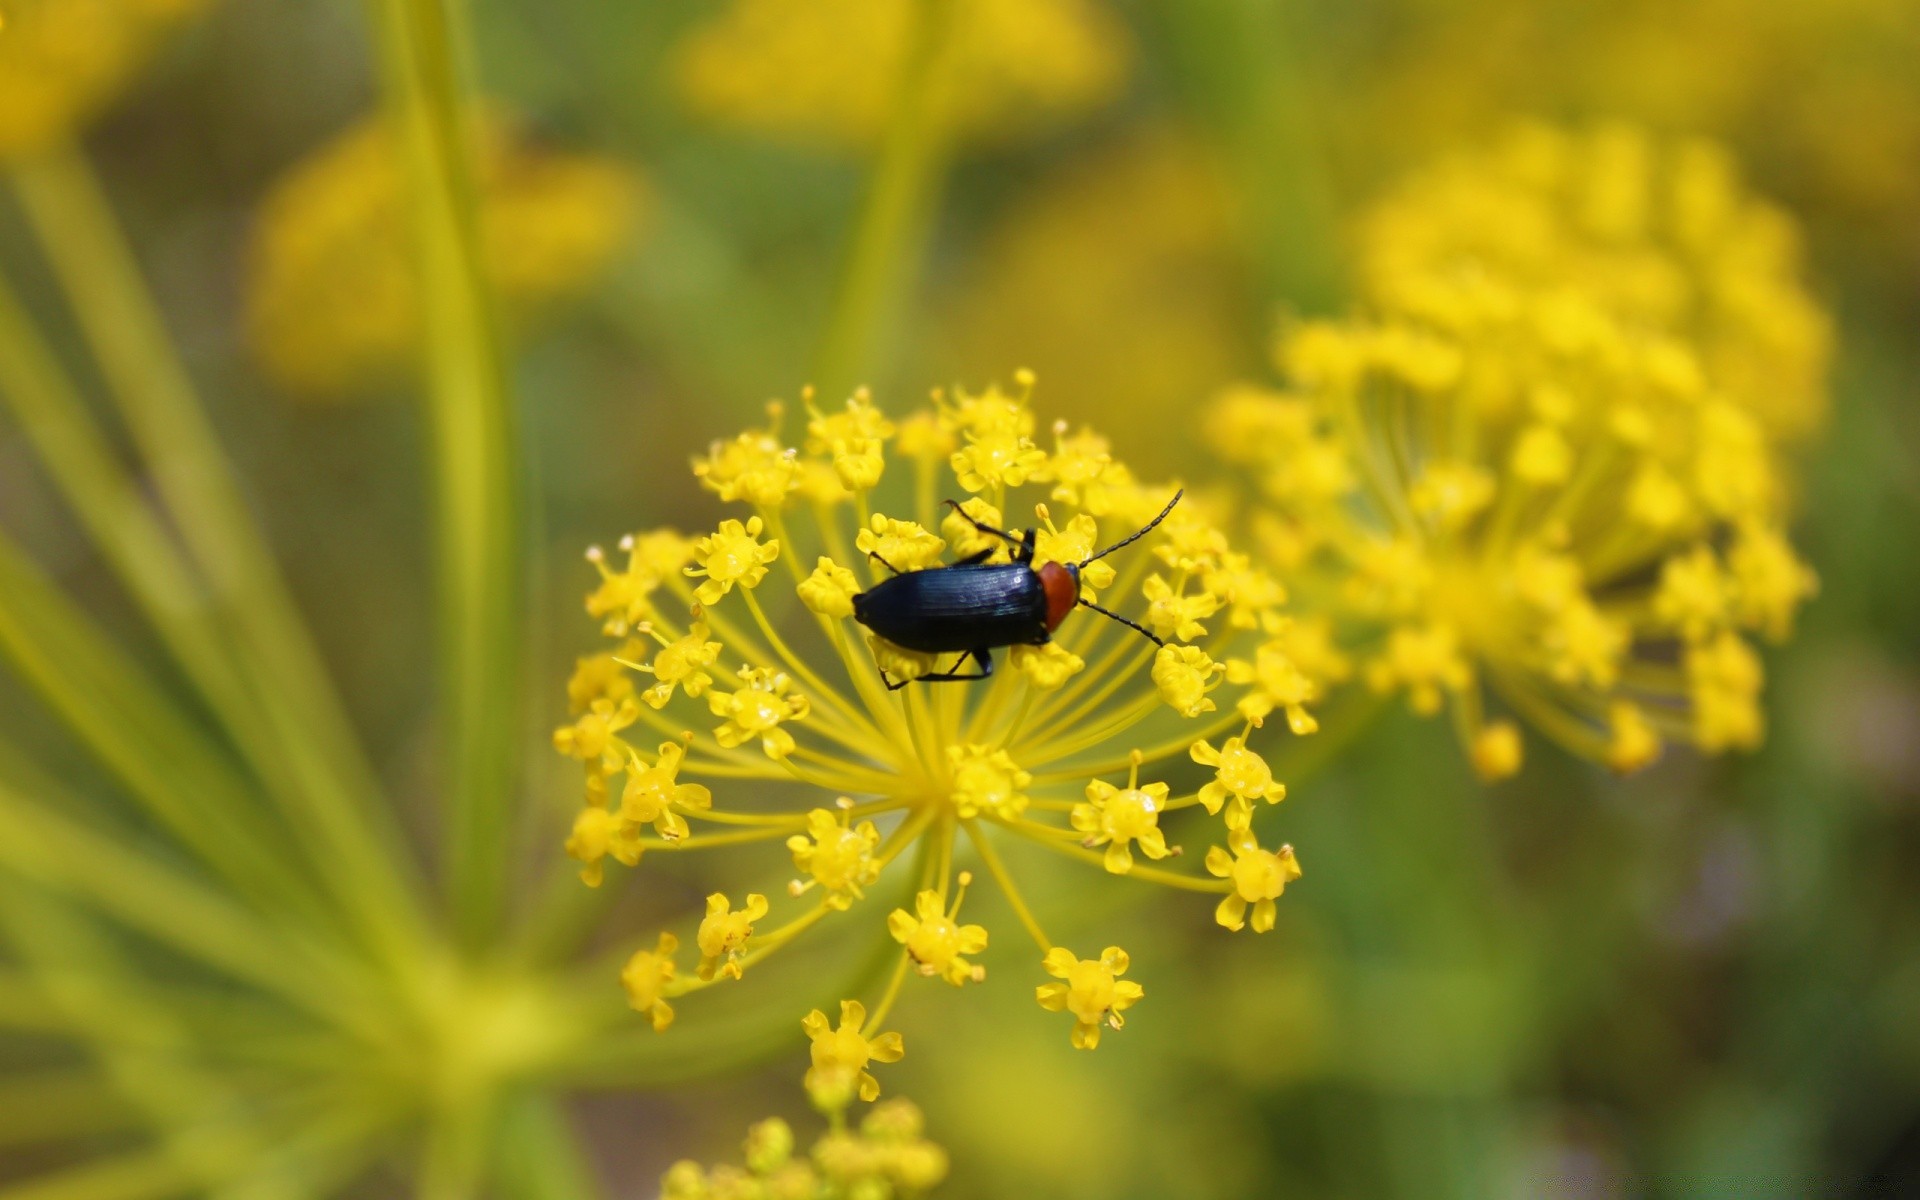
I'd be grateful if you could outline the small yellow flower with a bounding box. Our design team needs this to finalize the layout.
[788,806,882,910]
[1686,631,1765,752]
[635,622,722,709]
[1152,643,1223,718]
[620,933,680,1032]
[586,532,698,636]
[708,666,810,759]
[798,557,863,618]
[696,892,769,981]
[1226,637,1322,734]
[887,877,988,986]
[1204,830,1301,933]
[1032,509,1114,593]
[949,393,1047,491]
[1607,702,1662,774]
[693,414,800,508]
[1654,545,1732,644]
[552,697,639,774]
[808,388,896,491]
[946,744,1031,819]
[671,0,1131,151]
[867,636,943,686]
[856,515,946,572]
[688,516,781,606]
[1009,641,1084,690]
[566,652,635,714]
[1366,624,1472,717]
[1470,721,1524,782]
[1141,573,1218,643]
[622,741,714,842]
[564,805,625,887]
[1072,751,1171,874]
[893,410,956,464]
[939,497,1007,561]
[1035,946,1143,1050]
[1728,522,1818,642]
[1190,732,1285,830]
[246,110,643,394]
[803,1000,904,1106]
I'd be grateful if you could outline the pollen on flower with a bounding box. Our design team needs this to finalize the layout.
[560,378,1315,1053]
[1035,946,1143,1050]
[1208,123,1826,777]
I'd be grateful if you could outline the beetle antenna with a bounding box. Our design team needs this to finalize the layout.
[1076,598,1165,647]
[1079,489,1184,568]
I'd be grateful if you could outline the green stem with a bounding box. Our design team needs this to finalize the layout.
[0,265,414,958]
[0,528,320,924]
[811,0,957,395]
[8,147,416,925]
[369,0,525,947]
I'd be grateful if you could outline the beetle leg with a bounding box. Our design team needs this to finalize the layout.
[943,500,1027,548]
[1014,528,1036,566]
[867,550,905,575]
[894,647,994,685]
[953,547,995,566]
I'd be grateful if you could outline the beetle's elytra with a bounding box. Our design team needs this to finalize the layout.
[851,491,1183,689]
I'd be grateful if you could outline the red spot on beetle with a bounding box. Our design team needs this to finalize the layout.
[1039,561,1078,632]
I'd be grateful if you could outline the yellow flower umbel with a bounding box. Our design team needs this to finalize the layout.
[559,378,1325,1051]
[662,1097,949,1200]
[1358,122,1833,443]
[1208,126,1824,779]
[245,110,645,394]
[671,0,1131,151]
[0,0,214,161]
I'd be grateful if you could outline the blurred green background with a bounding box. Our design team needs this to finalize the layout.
[1,0,1917,1196]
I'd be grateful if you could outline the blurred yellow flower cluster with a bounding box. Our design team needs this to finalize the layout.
[1359,123,1833,442]
[662,1094,948,1199]
[557,376,1325,1057]
[1209,124,1825,778]
[1335,0,1920,274]
[671,0,1131,150]
[245,110,645,394]
[0,0,213,160]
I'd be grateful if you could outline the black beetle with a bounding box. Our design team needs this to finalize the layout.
[851,490,1183,689]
